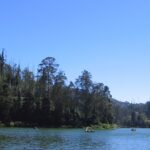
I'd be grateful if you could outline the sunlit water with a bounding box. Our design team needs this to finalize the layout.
[0,128,150,150]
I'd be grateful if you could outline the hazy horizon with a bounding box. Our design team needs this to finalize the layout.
[1,0,150,103]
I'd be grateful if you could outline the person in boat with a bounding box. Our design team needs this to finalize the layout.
[85,126,94,132]
[131,128,136,131]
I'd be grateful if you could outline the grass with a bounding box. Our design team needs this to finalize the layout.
[91,123,118,130]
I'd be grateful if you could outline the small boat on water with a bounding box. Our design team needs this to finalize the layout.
[34,127,38,130]
[131,128,136,131]
[85,127,94,132]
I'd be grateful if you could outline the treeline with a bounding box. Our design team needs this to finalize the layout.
[0,51,113,127]
[113,100,150,127]
[1,50,150,128]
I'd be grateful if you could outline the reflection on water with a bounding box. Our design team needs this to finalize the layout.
[0,128,149,150]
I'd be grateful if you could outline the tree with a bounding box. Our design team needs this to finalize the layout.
[37,57,59,126]
[51,71,67,126]
[21,92,35,124]
[22,68,35,96]
[37,57,59,97]
[21,68,35,124]
[75,70,93,125]
[145,101,150,118]
[76,70,92,92]
[0,49,5,78]
[91,83,113,124]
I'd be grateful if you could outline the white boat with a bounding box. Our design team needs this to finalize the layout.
[85,127,94,132]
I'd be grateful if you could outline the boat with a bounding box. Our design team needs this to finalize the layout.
[131,128,136,131]
[85,127,94,132]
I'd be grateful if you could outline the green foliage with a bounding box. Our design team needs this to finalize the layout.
[1,50,150,128]
[91,123,118,130]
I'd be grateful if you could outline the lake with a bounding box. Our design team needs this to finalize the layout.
[0,128,149,150]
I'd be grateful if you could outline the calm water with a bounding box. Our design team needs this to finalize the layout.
[0,128,149,150]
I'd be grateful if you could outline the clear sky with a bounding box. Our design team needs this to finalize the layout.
[0,0,150,103]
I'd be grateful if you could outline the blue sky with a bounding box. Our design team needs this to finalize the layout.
[0,0,150,103]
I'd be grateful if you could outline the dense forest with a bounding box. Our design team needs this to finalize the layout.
[0,50,150,128]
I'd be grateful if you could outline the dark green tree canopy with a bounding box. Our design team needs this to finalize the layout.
[0,50,149,128]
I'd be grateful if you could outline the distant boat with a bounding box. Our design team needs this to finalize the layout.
[131,128,136,131]
[85,127,94,132]
[34,127,38,130]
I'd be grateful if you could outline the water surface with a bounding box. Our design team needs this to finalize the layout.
[0,128,149,150]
